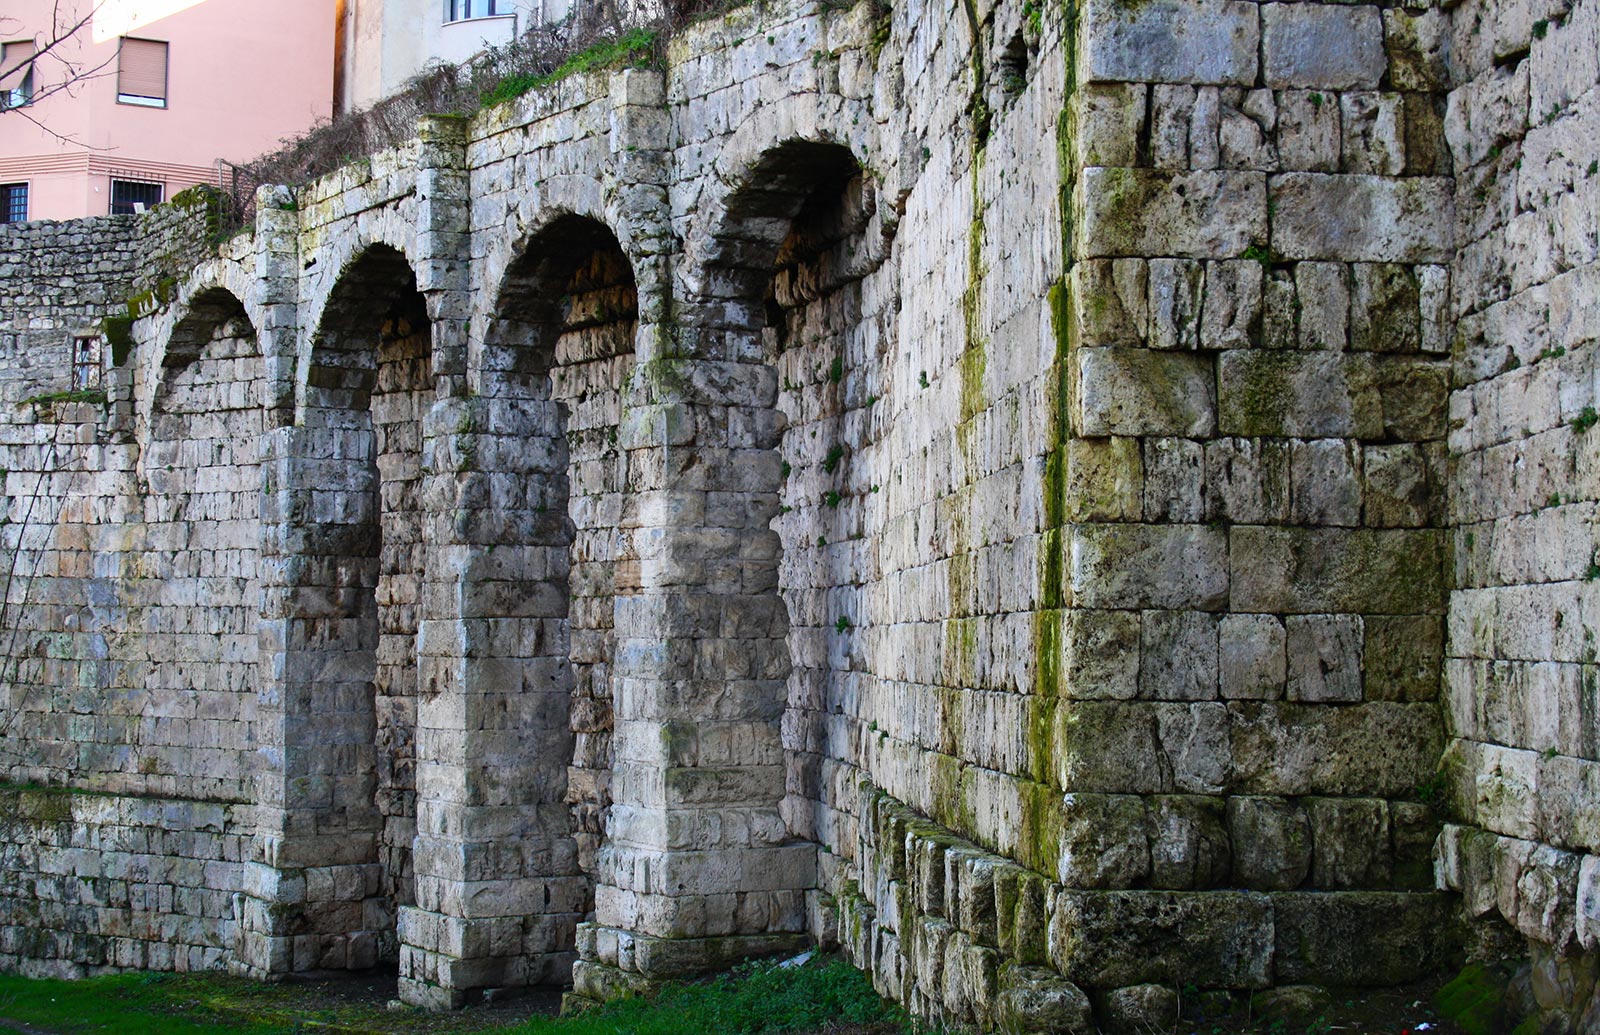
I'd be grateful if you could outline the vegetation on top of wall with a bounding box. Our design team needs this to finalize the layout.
[216,0,774,235]
[480,28,659,107]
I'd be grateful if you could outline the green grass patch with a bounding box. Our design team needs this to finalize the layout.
[510,958,907,1035]
[481,29,658,108]
[0,956,907,1035]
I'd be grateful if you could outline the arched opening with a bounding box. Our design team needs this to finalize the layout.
[485,214,638,911]
[305,243,432,961]
[707,139,879,871]
[141,288,264,803]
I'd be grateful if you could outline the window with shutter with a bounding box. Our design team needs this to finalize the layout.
[117,38,168,107]
[1,41,34,109]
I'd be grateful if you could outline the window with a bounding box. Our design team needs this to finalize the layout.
[110,179,162,215]
[0,41,33,109]
[117,37,168,107]
[72,336,103,391]
[444,0,504,21]
[0,183,26,224]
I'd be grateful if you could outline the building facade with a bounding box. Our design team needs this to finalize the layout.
[335,0,576,114]
[0,0,333,222]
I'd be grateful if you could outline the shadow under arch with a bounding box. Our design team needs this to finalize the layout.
[702,137,881,873]
[138,284,265,804]
[286,241,434,967]
[481,211,640,925]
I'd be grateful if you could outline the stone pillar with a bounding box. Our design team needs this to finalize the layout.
[398,113,585,1008]
[576,71,817,988]
[236,423,387,977]
[397,394,588,1007]
[254,184,302,430]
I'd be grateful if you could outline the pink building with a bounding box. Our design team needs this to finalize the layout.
[0,0,334,222]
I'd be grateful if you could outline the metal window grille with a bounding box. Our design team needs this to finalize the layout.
[72,336,103,391]
[0,183,26,224]
[117,38,168,106]
[110,179,163,215]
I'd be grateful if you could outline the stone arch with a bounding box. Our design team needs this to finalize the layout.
[139,284,265,804]
[483,211,640,890]
[296,241,434,961]
[694,135,885,860]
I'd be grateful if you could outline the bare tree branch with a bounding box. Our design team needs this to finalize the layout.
[0,0,118,147]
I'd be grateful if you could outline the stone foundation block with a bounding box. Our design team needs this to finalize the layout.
[1047,889,1274,989]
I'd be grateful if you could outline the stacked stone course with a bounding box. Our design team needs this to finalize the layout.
[0,0,1594,1028]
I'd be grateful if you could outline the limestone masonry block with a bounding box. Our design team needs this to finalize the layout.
[1081,0,1260,85]
[1262,3,1386,90]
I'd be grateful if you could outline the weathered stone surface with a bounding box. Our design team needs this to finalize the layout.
[1262,3,1386,90]
[1081,0,1260,86]
[1077,347,1216,437]
[1080,168,1267,259]
[1272,892,1462,984]
[996,964,1094,1034]
[1048,890,1274,988]
[1228,796,1311,890]
[1270,174,1455,262]
[1101,984,1181,1034]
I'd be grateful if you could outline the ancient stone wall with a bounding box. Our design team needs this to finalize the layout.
[0,0,1594,1028]
[1433,0,1600,1025]
[0,199,257,976]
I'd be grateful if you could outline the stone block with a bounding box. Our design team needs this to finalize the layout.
[1139,610,1219,700]
[1064,609,1141,700]
[1340,93,1405,176]
[1142,437,1206,522]
[1071,260,1149,348]
[1376,357,1448,441]
[1200,260,1262,349]
[1206,437,1290,524]
[1306,797,1392,888]
[1076,84,1149,168]
[1351,264,1421,352]
[1101,984,1181,1034]
[996,965,1094,1035]
[1048,889,1274,988]
[1384,8,1451,92]
[1289,439,1362,527]
[1081,0,1260,85]
[1058,794,1150,889]
[1219,613,1287,700]
[1228,796,1311,890]
[1154,702,1230,794]
[1229,526,1443,615]
[1080,168,1267,259]
[1077,348,1216,438]
[1053,702,1164,794]
[1278,91,1341,172]
[1262,3,1386,90]
[1064,436,1143,523]
[1271,891,1461,984]
[1270,174,1455,262]
[1363,614,1441,701]
[1285,614,1364,703]
[1295,262,1349,350]
[1217,350,1381,439]
[1071,523,1229,610]
[1228,702,1442,798]
[1362,444,1432,528]
[1148,259,1204,350]
[1149,795,1231,889]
